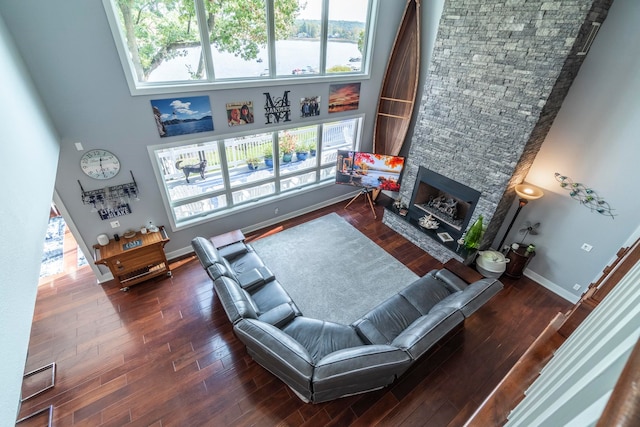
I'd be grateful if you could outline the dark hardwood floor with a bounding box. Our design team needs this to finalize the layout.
[20,198,570,426]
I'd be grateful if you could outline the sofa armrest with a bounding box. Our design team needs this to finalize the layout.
[191,236,222,269]
[432,268,469,292]
[237,266,276,291]
[213,277,258,324]
[312,345,412,403]
[257,302,299,328]
[437,278,504,318]
[392,307,464,360]
[206,261,237,282]
[234,319,314,401]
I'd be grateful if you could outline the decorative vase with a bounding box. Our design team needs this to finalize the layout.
[464,215,484,249]
[247,163,259,171]
[282,153,293,163]
[296,152,308,161]
[264,158,273,168]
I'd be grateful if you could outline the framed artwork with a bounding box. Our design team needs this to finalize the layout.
[264,90,292,124]
[150,96,214,138]
[328,82,361,113]
[226,101,255,126]
[300,96,321,117]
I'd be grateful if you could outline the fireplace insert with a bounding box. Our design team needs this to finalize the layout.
[408,167,481,240]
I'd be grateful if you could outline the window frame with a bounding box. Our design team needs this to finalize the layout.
[101,0,378,96]
[148,115,363,231]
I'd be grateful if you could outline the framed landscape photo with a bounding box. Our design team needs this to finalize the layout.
[151,96,213,137]
[328,82,361,113]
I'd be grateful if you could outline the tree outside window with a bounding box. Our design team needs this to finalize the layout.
[104,0,373,90]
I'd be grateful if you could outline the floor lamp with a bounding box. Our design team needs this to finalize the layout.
[498,183,544,250]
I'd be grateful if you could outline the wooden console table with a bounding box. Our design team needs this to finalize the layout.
[210,229,245,249]
[93,226,171,291]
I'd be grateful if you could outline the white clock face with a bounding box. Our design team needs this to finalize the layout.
[80,149,121,180]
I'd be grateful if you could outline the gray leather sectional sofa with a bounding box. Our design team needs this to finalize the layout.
[191,236,503,403]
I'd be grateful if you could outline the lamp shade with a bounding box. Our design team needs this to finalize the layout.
[515,183,544,200]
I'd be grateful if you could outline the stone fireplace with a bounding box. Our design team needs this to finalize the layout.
[383,0,613,263]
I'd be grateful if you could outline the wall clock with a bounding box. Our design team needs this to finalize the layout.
[80,149,121,180]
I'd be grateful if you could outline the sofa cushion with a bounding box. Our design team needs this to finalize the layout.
[282,317,365,363]
[228,250,265,275]
[216,241,249,260]
[352,294,422,345]
[236,266,276,291]
[249,280,298,314]
[399,275,455,315]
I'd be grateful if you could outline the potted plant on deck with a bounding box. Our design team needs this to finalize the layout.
[263,145,274,168]
[295,142,309,161]
[247,157,261,170]
[279,132,296,163]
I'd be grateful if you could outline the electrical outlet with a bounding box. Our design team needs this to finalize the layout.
[573,284,581,291]
[110,220,120,228]
[581,243,593,252]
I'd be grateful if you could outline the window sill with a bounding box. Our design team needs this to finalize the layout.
[169,180,335,232]
[128,72,371,97]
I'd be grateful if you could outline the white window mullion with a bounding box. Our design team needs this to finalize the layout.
[319,0,329,74]
[265,0,276,78]
[217,139,234,206]
[194,0,215,81]
[272,133,282,193]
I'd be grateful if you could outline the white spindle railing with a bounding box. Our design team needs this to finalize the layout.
[506,262,640,426]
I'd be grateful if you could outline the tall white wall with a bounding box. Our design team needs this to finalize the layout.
[0,0,410,259]
[0,15,60,425]
[498,0,640,301]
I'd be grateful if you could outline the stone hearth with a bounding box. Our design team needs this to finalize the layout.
[383,0,613,263]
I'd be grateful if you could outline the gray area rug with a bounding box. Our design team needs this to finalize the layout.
[250,213,419,324]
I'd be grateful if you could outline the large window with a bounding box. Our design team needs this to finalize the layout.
[102,0,375,93]
[149,117,362,229]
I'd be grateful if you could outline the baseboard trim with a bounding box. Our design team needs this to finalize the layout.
[524,269,580,303]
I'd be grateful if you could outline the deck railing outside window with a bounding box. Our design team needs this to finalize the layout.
[150,117,361,229]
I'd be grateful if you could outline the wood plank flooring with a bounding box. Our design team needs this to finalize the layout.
[19,198,571,426]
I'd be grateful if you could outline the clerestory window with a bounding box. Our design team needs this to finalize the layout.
[102,0,375,94]
[148,116,362,230]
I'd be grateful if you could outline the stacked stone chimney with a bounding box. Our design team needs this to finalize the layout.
[383,0,613,262]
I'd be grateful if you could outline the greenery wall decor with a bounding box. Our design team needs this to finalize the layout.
[555,173,615,218]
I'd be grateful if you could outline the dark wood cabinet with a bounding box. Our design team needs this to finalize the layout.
[504,246,535,279]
